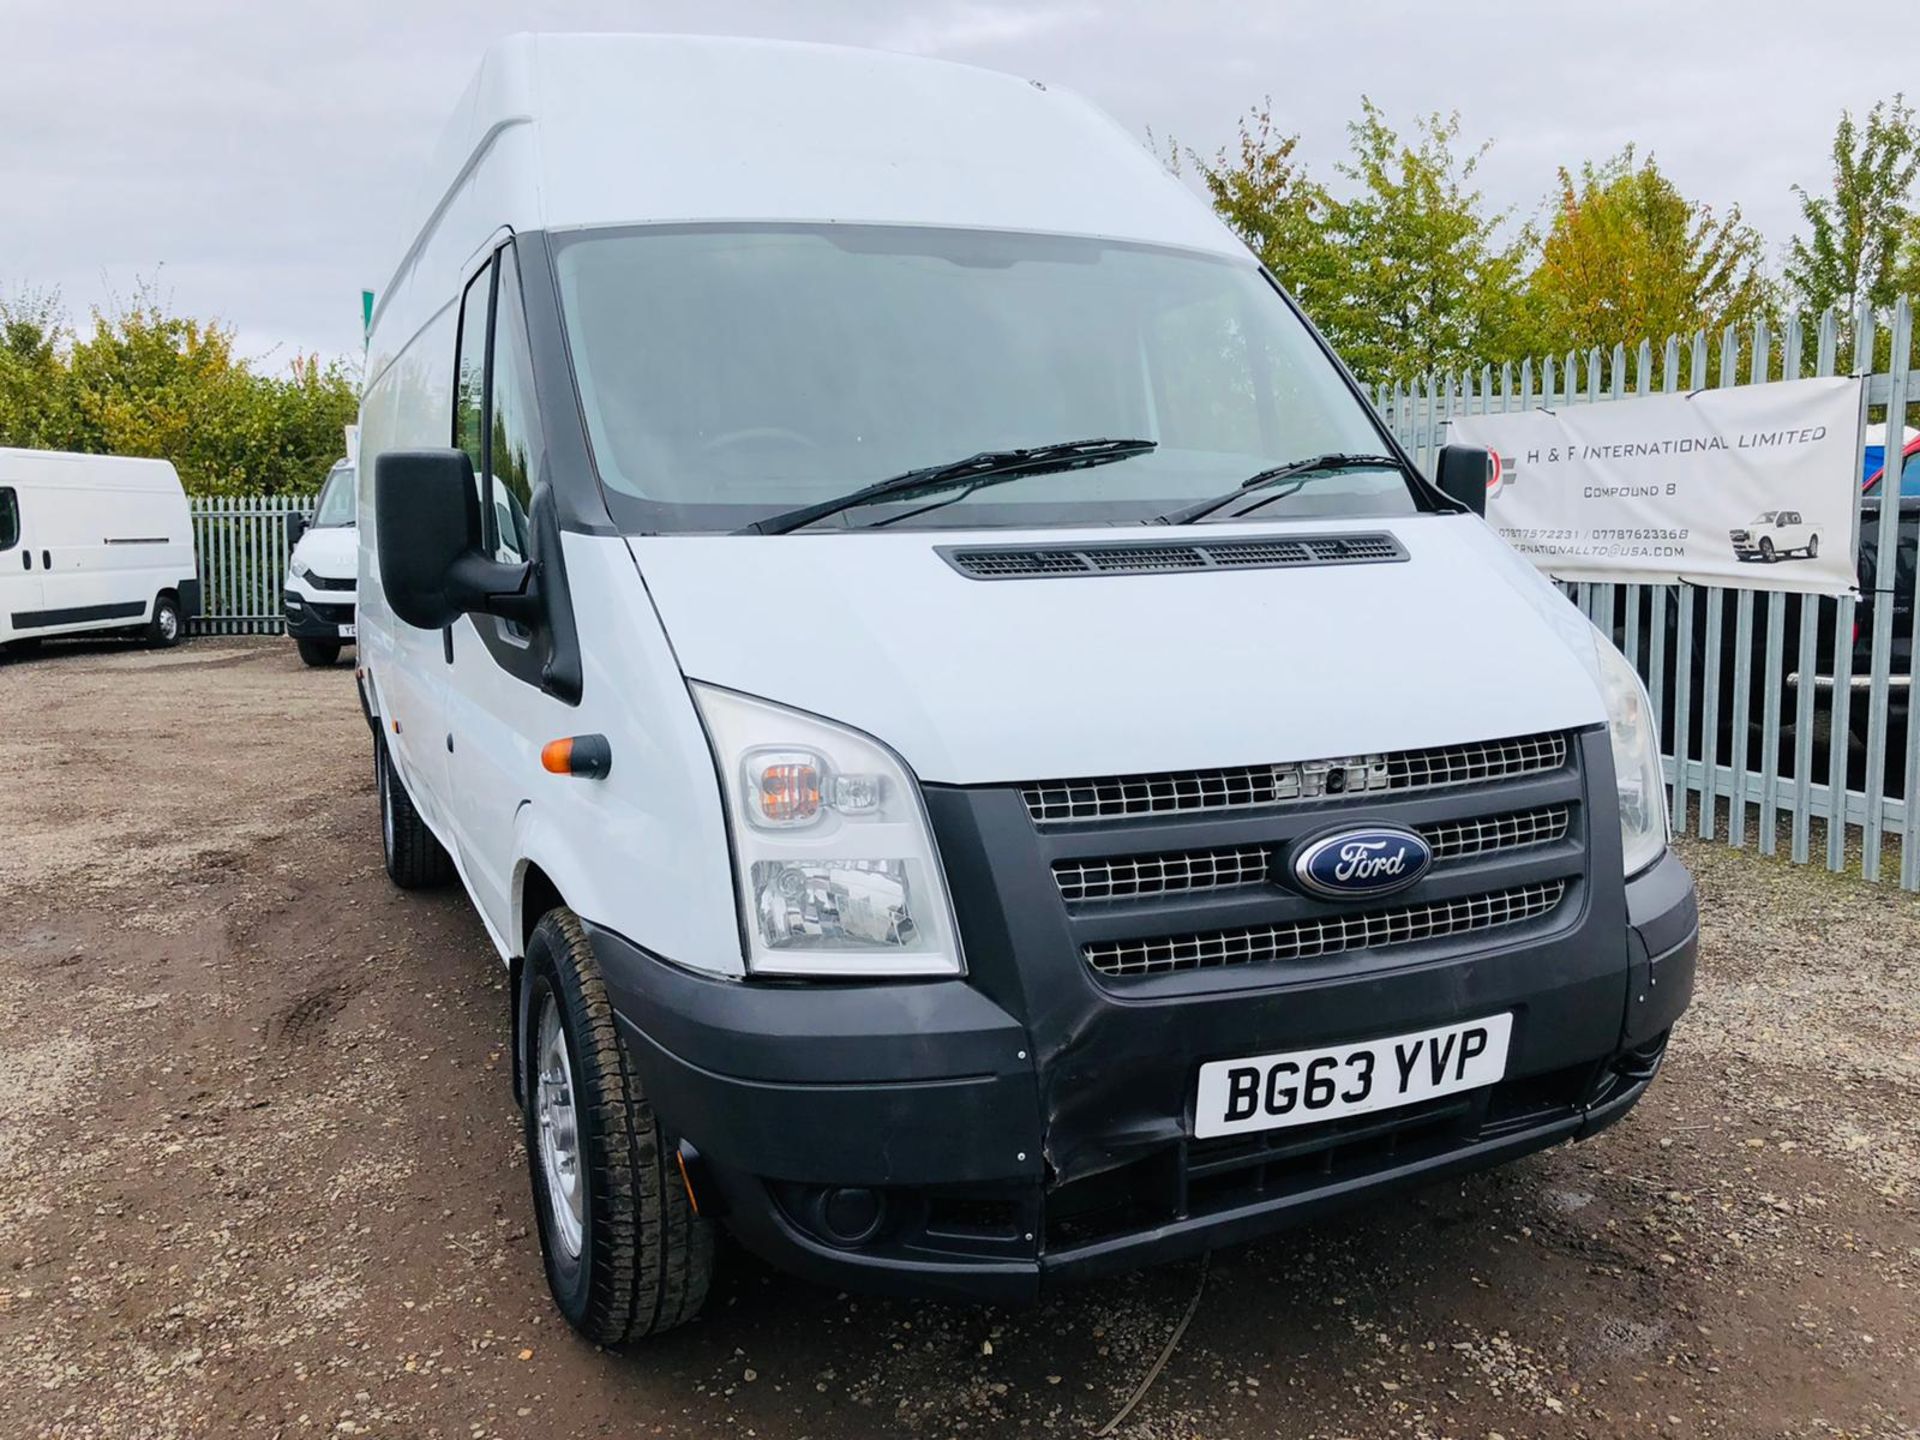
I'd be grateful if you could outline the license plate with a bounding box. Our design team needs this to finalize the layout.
[1194,1013,1513,1140]
[339,623,357,639]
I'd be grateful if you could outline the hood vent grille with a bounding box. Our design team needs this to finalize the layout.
[940,532,1406,580]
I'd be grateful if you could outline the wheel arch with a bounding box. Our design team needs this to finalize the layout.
[509,846,570,1112]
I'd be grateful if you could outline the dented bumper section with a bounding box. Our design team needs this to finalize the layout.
[587,732,1697,1305]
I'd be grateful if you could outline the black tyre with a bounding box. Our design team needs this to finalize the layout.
[1807,535,1820,559]
[145,592,183,648]
[296,637,342,667]
[523,907,712,1345]
[1760,537,1776,562]
[376,737,454,889]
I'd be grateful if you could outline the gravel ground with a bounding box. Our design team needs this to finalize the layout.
[0,636,1915,1440]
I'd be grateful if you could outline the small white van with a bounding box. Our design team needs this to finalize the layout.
[0,447,198,653]
[283,459,358,666]
[358,35,1698,1342]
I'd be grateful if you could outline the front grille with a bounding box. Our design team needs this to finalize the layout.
[305,572,354,592]
[1021,732,1568,825]
[1082,880,1567,978]
[942,532,1407,581]
[1051,804,1570,904]
[307,601,354,626]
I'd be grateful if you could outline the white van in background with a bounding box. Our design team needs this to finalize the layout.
[0,447,198,653]
[283,459,358,666]
[358,35,1696,1343]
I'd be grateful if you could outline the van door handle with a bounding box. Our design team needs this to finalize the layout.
[41,550,50,570]
[19,551,27,570]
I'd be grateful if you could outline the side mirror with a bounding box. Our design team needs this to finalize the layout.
[285,511,308,548]
[1436,444,1493,516]
[373,449,538,631]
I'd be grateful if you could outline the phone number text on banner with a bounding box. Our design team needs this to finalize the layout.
[1448,375,1864,596]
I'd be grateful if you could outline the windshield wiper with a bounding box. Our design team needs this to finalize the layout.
[1151,452,1408,526]
[737,438,1157,535]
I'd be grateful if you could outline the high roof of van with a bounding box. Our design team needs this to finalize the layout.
[0,448,185,492]
[371,34,1244,359]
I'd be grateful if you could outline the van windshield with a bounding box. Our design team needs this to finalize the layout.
[313,466,356,528]
[551,224,1417,533]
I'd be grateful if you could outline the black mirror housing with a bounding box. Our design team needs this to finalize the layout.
[285,511,308,548]
[1436,444,1493,516]
[374,449,537,630]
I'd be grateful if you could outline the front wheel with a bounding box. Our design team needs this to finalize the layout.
[376,738,453,889]
[145,593,182,648]
[523,908,712,1345]
[1760,537,1776,563]
[1807,535,1820,559]
[296,637,342,667]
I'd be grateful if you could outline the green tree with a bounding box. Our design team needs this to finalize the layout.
[1321,100,1533,382]
[0,284,358,496]
[0,290,81,450]
[1187,102,1342,330]
[1193,99,1531,383]
[1785,95,1920,328]
[1522,147,1774,358]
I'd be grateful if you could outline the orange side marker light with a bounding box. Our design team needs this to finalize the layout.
[541,734,612,779]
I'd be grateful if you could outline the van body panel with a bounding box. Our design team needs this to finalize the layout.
[291,525,357,581]
[0,448,195,644]
[627,517,1610,785]
[358,307,459,826]
[445,534,744,971]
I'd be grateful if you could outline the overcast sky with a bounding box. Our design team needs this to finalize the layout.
[5,0,1917,368]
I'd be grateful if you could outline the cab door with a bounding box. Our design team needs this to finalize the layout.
[440,239,574,945]
[0,485,45,640]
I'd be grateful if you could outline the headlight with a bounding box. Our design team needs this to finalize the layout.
[691,683,964,979]
[289,557,311,582]
[1593,632,1668,878]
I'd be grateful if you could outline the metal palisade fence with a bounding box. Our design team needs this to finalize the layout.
[1373,299,1920,888]
[188,494,314,636]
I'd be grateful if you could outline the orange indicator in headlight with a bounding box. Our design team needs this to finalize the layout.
[757,762,822,823]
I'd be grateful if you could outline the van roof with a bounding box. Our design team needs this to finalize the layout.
[0,447,185,491]
[371,34,1243,362]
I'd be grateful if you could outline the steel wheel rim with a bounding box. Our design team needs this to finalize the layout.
[159,606,178,641]
[535,995,586,1259]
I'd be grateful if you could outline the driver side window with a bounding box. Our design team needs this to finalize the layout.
[454,266,490,512]
[487,247,541,565]
[452,241,547,662]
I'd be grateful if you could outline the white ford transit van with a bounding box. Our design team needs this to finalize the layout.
[357,35,1697,1342]
[283,458,358,666]
[0,447,198,652]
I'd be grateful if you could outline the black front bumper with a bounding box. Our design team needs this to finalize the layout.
[283,589,356,641]
[591,732,1697,1304]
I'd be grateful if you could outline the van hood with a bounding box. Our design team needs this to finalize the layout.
[293,525,357,582]
[626,517,1608,785]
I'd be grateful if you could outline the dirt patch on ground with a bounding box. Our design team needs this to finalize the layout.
[1,637,1915,1439]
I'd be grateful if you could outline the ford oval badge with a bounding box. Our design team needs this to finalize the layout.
[1290,827,1432,901]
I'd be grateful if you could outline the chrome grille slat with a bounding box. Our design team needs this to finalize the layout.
[1051,805,1571,904]
[1022,733,1568,825]
[1083,881,1568,978]
[1422,804,1570,863]
[1055,847,1275,904]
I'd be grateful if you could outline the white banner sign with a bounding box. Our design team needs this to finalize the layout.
[1449,375,1865,595]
